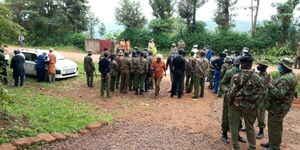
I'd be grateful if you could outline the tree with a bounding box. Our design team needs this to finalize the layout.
[87,12,100,39]
[98,22,106,38]
[0,2,25,47]
[250,0,260,33]
[214,0,238,31]
[149,0,174,20]
[5,0,89,45]
[115,0,147,28]
[178,0,207,30]
[272,0,299,44]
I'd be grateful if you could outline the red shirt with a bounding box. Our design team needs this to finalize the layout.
[151,60,166,78]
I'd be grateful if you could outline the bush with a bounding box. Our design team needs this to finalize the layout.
[267,45,294,56]
[119,28,151,49]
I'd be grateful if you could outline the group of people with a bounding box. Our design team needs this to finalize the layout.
[84,47,166,98]
[0,48,57,86]
[85,40,298,150]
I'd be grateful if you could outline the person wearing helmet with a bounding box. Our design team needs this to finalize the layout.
[255,60,271,140]
[151,54,166,98]
[261,58,297,150]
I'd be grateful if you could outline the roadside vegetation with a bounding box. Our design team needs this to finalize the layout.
[0,62,113,144]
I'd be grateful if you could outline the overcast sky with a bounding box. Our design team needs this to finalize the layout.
[88,0,300,32]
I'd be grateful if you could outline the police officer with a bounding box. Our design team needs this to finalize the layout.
[99,52,111,98]
[218,56,234,97]
[255,60,271,139]
[119,51,132,94]
[228,56,264,150]
[212,53,227,94]
[84,50,95,87]
[261,58,297,150]
[192,50,209,98]
[208,51,216,89]
[220,57,246,144]
[134,52,148,95]
[171,50,186,99]
[186,51,197,93]
[115,51,124,89]
[145,51,154,92]
[110,54,119,92]
[129,51,138,91]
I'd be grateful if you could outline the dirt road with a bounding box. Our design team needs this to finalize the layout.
[6,46,300,149]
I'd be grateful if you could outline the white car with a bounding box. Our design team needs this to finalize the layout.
[20,49,78,79]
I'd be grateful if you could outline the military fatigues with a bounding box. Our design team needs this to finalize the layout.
[266,71,297,150]
[256,72,271,131]
[208,56,217,89]
[145,56,154,92]
[218,61,233,96]
[184,57,191,92]
[119,56,131,93]
[193,57,209,98]
[110,59,119,92]
[84,55,95,87]
[134,57,148,94]
[115,55,122,89]
[187,57,197,93]
[228,70,264,150]
[220,67,241,135]
[129,56,136,91]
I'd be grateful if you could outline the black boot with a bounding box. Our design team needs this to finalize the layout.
[256,128,264,139]
[260,143,269,148]
[135,89,139,95]
[221,132,230,144]
[140,90,144,95]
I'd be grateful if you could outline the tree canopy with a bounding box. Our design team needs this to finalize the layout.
[115,0,147,29]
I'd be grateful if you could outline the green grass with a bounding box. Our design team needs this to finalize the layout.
[0,88,112,143]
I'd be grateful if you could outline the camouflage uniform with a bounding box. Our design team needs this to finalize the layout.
[193,54,209,98]
[220,66,241,138]
[264,58,297,150]
[134,55,148,95]
[255,60,271,139]
[228,64,264,150]
[208,56,217,89]
[187,56,197,93]
[84,53,95,87]
[115,52,123,89]
[177,40,186,51]
[218,57,233,97]
[129,55,137,91]
[110,59,119,92]
[145,54,154,92]
[184,57,191,93]
[119,54,132,94]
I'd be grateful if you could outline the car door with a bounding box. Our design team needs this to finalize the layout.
[22,52,37,75]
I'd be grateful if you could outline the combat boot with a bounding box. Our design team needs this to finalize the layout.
[260,143,269,148]
[135,89,139,95]
[256,128,264,139]
[221,132,230,144]
[140,90,144,95]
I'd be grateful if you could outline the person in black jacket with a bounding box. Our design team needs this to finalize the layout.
[11,50,25,86]
[170,50,186,99]
[212,52,227,94]
[99,52,111,98]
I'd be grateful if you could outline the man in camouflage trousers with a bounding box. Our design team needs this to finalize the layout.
[84,50,95,87]
[208,52,216,89]
[115,51,123,89]
[261,58,297,150]
[110,54,119,92]
[218,56,233,97]
[255,60,271,139]
[192,50,209,99]
[119,51,132,94]
[129,51,138,91]
[134,52,148,95]
[228,56,264,150]
[186,51,197,93]
[220,57,247,144]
